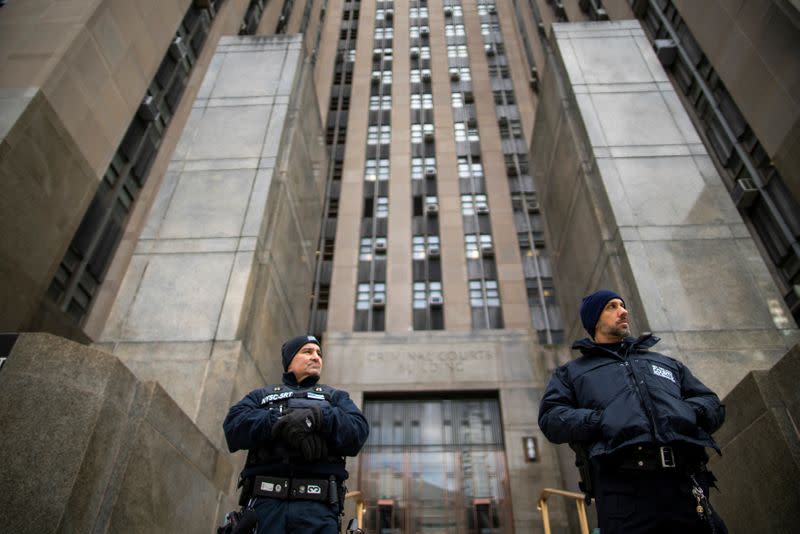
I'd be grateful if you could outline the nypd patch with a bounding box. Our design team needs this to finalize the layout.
[308,392,325,400]
[651,364,676,384]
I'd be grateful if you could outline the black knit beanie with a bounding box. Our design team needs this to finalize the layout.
[580,290,624,339]
[281,335,321,371]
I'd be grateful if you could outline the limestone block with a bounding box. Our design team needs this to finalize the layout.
[0,333,231,534]
[121,253,234,341]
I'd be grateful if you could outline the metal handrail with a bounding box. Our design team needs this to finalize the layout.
[344,490,365,531]
[537,488,591,534]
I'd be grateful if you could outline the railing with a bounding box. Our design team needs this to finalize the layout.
[344,490,365,533]
[537,488,591,534]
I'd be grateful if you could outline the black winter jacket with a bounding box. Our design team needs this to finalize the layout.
[223,372,369,480]
[538,334,724,460]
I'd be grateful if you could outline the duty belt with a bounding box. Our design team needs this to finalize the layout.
[252,476,337,502]
[616,445,704,471]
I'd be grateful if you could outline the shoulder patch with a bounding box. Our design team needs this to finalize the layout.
[651,364,676,384]
[307,392,326,400]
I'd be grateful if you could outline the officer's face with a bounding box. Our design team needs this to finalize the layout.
[594,298,630,343]
[287,343,323,382]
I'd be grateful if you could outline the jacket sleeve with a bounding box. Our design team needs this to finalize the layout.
[319,389,370,456]
[679,363,725,433]
[223,389,280,453]
[538,366,603,444]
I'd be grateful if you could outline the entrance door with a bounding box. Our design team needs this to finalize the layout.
[360,398,512,534]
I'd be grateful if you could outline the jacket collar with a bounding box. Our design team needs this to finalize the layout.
[282,371,321,388]
[572,332,660,355]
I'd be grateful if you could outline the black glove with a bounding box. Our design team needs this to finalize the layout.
[299,433,329,462]
[271,407,324,446]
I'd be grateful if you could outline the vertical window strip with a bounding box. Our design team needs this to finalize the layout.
[309,0,361,338]
[477,0,563,343]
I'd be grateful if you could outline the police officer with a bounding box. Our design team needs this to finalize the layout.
[538,290,727,534]
[223,335,369,533]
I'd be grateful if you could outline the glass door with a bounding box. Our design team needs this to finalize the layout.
[360,398,512,534]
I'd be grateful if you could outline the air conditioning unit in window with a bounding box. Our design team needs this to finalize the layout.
[374,237,388,253]
[425,167,437,178]
[450,69,461,81]
[410,49,420,59]
[593,7,609,20]
[429,295,444,307]
[385,9,394,19]
[138,95,160,122]
[444,6,453,16]
[529,67,540,92]
[422,71,432,82]
[731,178,759,208]
[485,45,495,57]
[654,39,677,67]
[372,295,386,308]
[427,245,441,258]
[554,1,567,20]
[498,116,509,126]
[481,243,495,257]
[425,203,439,216]
[506,165,518,176]
[424,131,435,143]
[488,4,497,14]
[371,72,381,84]
[527,200,540,213]
[420,27,430,37]
[373,49,382,59]
[464,92,475,103]
[476,203,489,215]
[169,36,189,62]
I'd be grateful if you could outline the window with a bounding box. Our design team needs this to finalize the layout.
[356,282,386,310]
[412,235,440,259]
[409,25,431,39]
[359,238,374,261]
[444,24,466,37]
[447,45,469,58]
[365,159,390,181]
[411,157,436,179]
[372,47,393,61]
[449,67,471,81]
[411,93,433,110]
[461,194,488,215]
[480,22,501,35]
[469,280,500,307]
[454,122,479,142]
[369,95,392,110]
[374,27,394,39]
[411,123,435,144]
[413,281,443,309]
[458,157,484,178]
[410,69,432,83]
[451,93,464,108]
[376,196,389,218]
[465,234,493,259]
[409,46,431,60]
[409,7,429,18]
[367,125,391,145]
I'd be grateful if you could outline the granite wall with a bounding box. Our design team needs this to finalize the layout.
[531,20,798,396]
[97,35,327,453]
[709,343,800,533]
[0,333,232,534]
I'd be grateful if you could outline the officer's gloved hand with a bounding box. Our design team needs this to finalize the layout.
[299,433,329,462]
[271,407,324,446]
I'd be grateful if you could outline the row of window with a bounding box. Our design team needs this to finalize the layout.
[477,0,563,343]
[309,0,361,337]
[48,1,224,325]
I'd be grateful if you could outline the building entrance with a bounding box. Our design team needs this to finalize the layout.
[359,397,512,533]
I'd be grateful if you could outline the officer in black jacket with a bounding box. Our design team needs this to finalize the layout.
[224,335,369,534]
[539,290,727,534]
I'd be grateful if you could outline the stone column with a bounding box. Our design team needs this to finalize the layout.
[531,20,798,396]
[97,35,327,451]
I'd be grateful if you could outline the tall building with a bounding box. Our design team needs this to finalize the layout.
[1,0,798,532]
